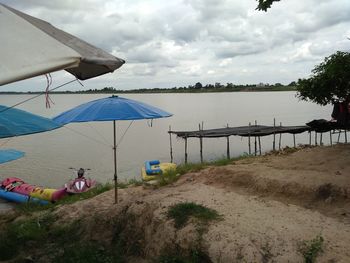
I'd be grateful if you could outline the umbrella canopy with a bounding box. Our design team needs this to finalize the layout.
[53,95,172,123]
[0,4,125,86]
[53,95,172,203]
[0,149,25,164]
[0,105,61,138]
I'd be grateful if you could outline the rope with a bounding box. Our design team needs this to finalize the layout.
[116,121,134,148]
[86,122,111,146]
[0,78,79,114]
[45,74,55,108]
[62,125,111,148]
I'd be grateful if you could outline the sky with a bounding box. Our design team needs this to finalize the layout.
[2,0,350,92]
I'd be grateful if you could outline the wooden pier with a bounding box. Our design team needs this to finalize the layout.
[168,120,349,163]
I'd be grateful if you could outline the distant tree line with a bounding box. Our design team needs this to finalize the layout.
[74,82,296,94]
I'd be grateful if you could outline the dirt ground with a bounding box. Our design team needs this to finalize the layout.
[55,144,350,262]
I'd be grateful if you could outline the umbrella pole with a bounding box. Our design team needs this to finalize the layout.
[113,120,118,204]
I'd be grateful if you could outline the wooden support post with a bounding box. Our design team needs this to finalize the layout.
[345,130,348,143]
[338,130,341,143]
[258,136,262,155]
[184,137,188,164]
[320,132,323,145]
[248,122,251,155]
[273,118,276,151]
[199,123,203,163]
[330,131,332,146]
[279,122,282,150]
[226,124,230,159]
[293,134,296,148]
[309,131,312,145]
[254,120,257,156]
[315,132,318,145]
[169,126,173,163]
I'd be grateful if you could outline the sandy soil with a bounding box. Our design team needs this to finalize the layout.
[54,144,350,262]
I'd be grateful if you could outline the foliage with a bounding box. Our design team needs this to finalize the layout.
[256,0,280,11]
[167,202,221,229]
[156,155,251,186]
[0,212,123,262]
[299,235,324,263]
[297,51,350,105]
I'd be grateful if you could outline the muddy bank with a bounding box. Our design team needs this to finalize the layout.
[49,144,350,262]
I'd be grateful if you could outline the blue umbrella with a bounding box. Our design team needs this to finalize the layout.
[0,105,61,138]
[0,149,24,164]
[53,95,172,203]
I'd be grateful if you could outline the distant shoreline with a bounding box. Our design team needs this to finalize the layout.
[0,86,297,95]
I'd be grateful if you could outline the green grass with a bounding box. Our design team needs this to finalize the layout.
[167,202,221,229]
[156,154,252,187]
[0,213,55,260]
[299,235,324,263]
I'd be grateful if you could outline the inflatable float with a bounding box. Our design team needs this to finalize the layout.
[0,188,49,205]
[0,177,66,204]
[141,160,177,181]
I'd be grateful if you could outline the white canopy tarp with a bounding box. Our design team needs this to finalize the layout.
[0,4,125,86]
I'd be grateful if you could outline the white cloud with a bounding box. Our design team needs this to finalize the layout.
[2,0,350,91]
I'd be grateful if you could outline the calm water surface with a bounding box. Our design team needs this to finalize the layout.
[0,92,332,190]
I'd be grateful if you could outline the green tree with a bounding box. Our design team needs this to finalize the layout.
[256,0,280,11]
[195,82,203,89]
[296,51,350,105]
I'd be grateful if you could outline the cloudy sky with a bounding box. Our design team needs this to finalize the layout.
[2,0,350,91]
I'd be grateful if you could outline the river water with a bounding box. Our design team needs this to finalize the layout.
[0,92,332,190]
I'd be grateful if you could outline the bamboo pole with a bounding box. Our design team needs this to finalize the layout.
[258,136,262,155]
[113,120,118,204]
[330,131,332,146]
[169,126,173,163]
[320,132,323,145]
[338,130,341,143]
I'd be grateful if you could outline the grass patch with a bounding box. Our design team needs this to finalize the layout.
[0,213,55,261]
[156,154,252,187]
[299,235,324,263]
[167,202,221,229]
[52,242,117,263]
